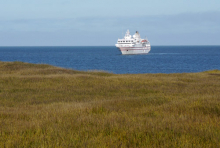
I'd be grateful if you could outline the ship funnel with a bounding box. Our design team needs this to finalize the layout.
[133,31,140,39]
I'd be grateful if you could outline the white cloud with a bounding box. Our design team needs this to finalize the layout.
[0,11,219,45]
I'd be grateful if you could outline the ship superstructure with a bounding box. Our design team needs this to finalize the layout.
[115,30,151,55]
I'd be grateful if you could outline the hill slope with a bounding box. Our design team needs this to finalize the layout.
[0,61,220,147]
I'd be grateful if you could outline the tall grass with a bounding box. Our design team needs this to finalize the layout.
[0,61,220,147]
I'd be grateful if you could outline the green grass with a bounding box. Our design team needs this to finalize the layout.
[0,61,220,147]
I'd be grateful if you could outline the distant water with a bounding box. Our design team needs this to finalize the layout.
[0,46,220,74]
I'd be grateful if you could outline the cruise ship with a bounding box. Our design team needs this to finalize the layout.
[115,30,151,55]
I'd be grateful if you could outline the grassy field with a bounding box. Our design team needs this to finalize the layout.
[0,61,220,147]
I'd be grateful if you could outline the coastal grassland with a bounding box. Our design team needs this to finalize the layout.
[0,61,220,147]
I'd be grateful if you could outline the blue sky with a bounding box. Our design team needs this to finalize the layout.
[0,0,220,46]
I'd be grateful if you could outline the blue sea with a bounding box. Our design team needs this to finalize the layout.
[0,46,219,74]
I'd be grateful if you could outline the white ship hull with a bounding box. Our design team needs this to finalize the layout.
[118,46,151,55]
[115,30,151,55]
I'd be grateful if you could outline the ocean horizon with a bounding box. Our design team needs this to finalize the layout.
[0,45,220,74]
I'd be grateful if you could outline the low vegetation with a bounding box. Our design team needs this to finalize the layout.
[0,61,220,147]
